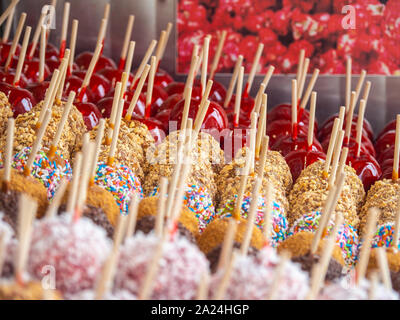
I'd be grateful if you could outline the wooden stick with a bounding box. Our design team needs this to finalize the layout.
[105,82,122,145]
[298,58,310,100]
[255,94,267,158]
[362,80,371,106]
[376,247,392,290]
[209,30,227,80]
[180,86,193,131]
[253,83,266,115]
[66,152,82,214]
[59,1,70,59]
[216,219,237,272]
[118,15,135,70]
[266,251,290,300]
[95,18,107,50]
[4,12,26,72]
[36,70,59,128]
[145,56,157,119]
[328,130,345,188]
[159,22,173,63]
[194,87,213,134]
[2,4,15,43]
[125,193,139,239]
[336,147,349,186]
[299,68,320,110]
[245,43,264,96]
[344,91,357,143]
[338,105,346,130]
[45,178,68,218]
[233,150,253,219]
[124,41,136,77]
[356,207,379,284]
[196,272,210,300]
[48,91,75,159]
[248,112,258,172]
[355,99,366,157]
[55,49,70,102]
[15,194,37,284]
[155,177,168,237]
[240,176,262,255]
[392,115,400,182]
[233,66,244,128]
[213,250,237,300]
[353,70,367,110]
[68,19,78,74]
[38,27,46,82]
[323,118,340,178]
[185,53,200,91]
[296,49,305,90]
[126,64,150,120]
[308,91,316,148]
[78,43,103,101]
[224,55,243,108]
[0,0,19,28]
[261,65,275,88]
[201,35,211,96]
[393,194,400,250]
[107,99,124,165]
[154,30,167,69]
[291,79,298,139]
[28,11,46,60]
[130,40,157,90]
[262,180,274,245]
[1,118,14,191]
[345,58,352,112]
[90,118,106,184]
[23,110,52,177]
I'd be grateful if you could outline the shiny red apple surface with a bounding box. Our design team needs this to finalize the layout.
[164,82,202,100]
[318,118,371,143]
[321,134,376,158]
[132,116,166,145]
[169,98,228,132]
[285,149,327,182]
[0,82,36,116]
[72,71,111,103]
[0,68,28,88]
[227,110,251,128]
[97,67,134,88]
[377,119,396,142]
[140,84,168,117]
[377,145,395,165]
[0,42,21,65]
[374,130,395,157]
[226,94,255,116]
[266,119,309,146]
[97,96,145,119]
[154,108,172,132]
[193,79,227,104]
[26,81,49,102]
[27,42,59,60]
[74,101,102,130]
[154,68,174,88]
[157,93,183,114]
[347,153,382,191]
[75,52,117,72]
[22,58,50,83]
[267,103,311,125]
[63,75,93,103]
[219,126,252,163]
[271,134,323,157]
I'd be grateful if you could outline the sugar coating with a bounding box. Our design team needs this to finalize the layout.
[12,147,72,199]
[28,214,111,297]
[115,232,209,300]
[95,162,143,214]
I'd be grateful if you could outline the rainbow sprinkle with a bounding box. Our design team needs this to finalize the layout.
[150,184,216,232]
[216,194,288,247]
[371,223,400,249]
[290,212,359,266]
[95,162,143,214]
[12,147,72,199]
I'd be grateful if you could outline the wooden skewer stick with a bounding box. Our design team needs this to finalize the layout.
[155,177,168,237]
[89,119,106,185]
[45,178,68,218]
[233,148,253,220]
[248,112,258,173]
[2,4,15,43]
[296,49,305,90]
[299,68,320,110]
[345,58,352,112]
[1,118,14,192]
[123,41,136,78]
[154,30,167,69]
[106,82,122,144]
[28,11,46,60]
[196,272,210,300]
[216,219,238,272]
[353,70,367,110]
[344,91,357,143]
[55,49,71,102]
[118,14,135,70]
[159,22,173,64]
[130,40,157,90]
[48,91,75,159]
[298,58,310,100]
[261,65,275,88]
[145,56,157,119]
[0,0,19,28]
[323,118,340,178]
[327,130,345,188]
[68,19,78,75]
[180,86,193,131]
[240,176,262,256]
[58,1,70,59]
[38,27,46,82]
[356,207,379,284]
[125,193,139,240]
[107,99,125,166]
[253,83,266,115]
[392,115,400,182]
[255,94,267,158]
[233,66,244,128]
[355,99,366,157]
[362,80,371,106]
[209,30,227,80]
[224,55,243,108]
[201,35,211,96]
[308,91,316,149]
[338,106,346,130]
[185,52,200,90]
[193,82,213,134]
[376,247,392,290]
[14,194,37,285]
[4,12,26,72]
[95,17,107,50]
[244,43,264,96]
[66,152,82,214]
[263,180,274,246]
[393,193,400,251]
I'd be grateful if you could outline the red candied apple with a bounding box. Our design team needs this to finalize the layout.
[63,75,94,103]
[157,93,183,114]
[72,71,111,103]
[27,42,59,60]
[346,153,382,191]
[0,42,21,65]
[74,101,102,130]
[0,82,36,116]
[285,149,327,181]
[97,67,134,89]
[380,157,400,180]
[271,133,323,157]
[194,79,227,104]
[164,82,202,100]
[227,110,251,129]
[377,119,396,141]
[266,119,309,146]
[141,84,168,117]
[219,126,254,163]
[267,103,316,130]
[154,108,171,132]
[226,95,255,117]
[26,81,49,102]
[322,134,375,158]
[97,96,145,119]
[374,130,395,158]
[318,118,371,143]
[131,116,166,145]
[169,98,228,132]
[0,68,28,88]
[74,52,117,72]
[154,68,174,88]
[22,58,50,83]
[377,145,394,165]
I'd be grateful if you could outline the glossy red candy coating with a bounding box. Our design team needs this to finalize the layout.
[0,42,21,65]
[63,75,94,103]
[219,126,253,163]
[164,82,202,100]
[285,149,327,182]
[154,69,174,88]
[227,110,251,128]
[226,94,255,116]
[377,145,395,165]
[97,96,144,119]
[374,130,395,158]
[74,101,102,130]
[97,67,134,88]
[318,118,370,143]
[321,134,376,158]
[75,52,117,72]
[154,108,172,132]
[132,116,166,145]
[26,81,49,102]
[169,98,228,132]
[347,154,382,191]
[345,137,376,158]
[0,82,36,116]
[268,103,310,124]
[266,119,309,146]
[140,84,169,117]
[72,71,111,103]
[193,79,227,104]
[27,42,59,60]
[22,58,50,83]
[157,93,183,114]
[0,68,28,88]
[271,134,323,157]
[376,119,396,142]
